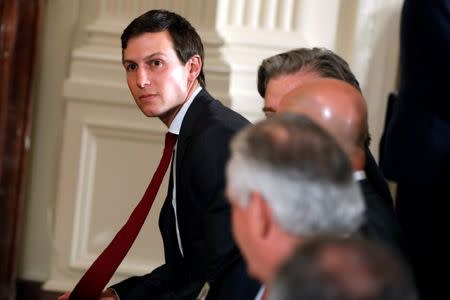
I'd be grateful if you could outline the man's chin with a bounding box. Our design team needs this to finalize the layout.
[247,263,264,283]
[139,108,161,118]
[136,102,159,117]
[142,111,158,117]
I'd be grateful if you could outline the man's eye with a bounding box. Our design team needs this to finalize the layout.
[126,64,137,71]
[151,60,163,67]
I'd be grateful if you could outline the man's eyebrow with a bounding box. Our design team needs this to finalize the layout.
[123,52,167,65]
[122,58,135,65]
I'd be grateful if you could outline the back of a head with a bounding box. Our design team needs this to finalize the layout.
[270,236,418,300]
[279,78,368,169]
[257,47,361,99]
[226,113,365,237]
[121,9,206,87]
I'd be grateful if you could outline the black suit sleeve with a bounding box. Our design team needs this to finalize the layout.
[110,263,204,299]
[188,124,242,283]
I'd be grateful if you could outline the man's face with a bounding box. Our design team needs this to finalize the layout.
[263,71,320,117]
[227,189,266,281]
[123,31,192,126]
[228,197,253,262]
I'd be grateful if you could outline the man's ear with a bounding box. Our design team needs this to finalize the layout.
[187,54,202,82]
[248,191,275,240]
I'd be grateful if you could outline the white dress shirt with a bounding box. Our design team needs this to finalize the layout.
[167,86,202,256]
[254,286,265,300]
[353,170,366,181]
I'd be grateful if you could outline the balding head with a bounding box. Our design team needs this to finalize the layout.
[278,78,368,170]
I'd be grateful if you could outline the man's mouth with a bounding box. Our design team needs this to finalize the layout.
[139,94,158,102]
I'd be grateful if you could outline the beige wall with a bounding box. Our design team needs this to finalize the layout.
[19,0,402,289]
[19,0,94,280]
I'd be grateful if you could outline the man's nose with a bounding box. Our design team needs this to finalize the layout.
[136,69,150,88]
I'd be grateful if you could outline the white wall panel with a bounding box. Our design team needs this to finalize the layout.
[44,99,167,290]
[70,119,166,273]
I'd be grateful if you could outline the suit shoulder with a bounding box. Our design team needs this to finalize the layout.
[208,98,250,127]
[181,90,251,145]
[196,96,250,135]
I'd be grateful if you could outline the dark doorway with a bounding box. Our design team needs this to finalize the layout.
[0,1,44,299]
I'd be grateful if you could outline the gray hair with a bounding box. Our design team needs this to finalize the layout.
[257,47,361,98]
[226,114,365,237]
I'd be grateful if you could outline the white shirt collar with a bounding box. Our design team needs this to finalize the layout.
[254,286,265,300]
[353,170,367,181]
[168,86,202,135]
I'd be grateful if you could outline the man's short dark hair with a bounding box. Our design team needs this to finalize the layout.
[121,9,206,87]
[257,48,360,98]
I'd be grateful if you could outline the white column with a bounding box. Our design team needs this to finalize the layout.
[214,0,341,121]
[336,0,403,160]
[295,0,340,49]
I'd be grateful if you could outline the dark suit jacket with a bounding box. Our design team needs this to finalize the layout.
[380,0,450,184]
[358,179,409,261]
[364,148,393,210]
[111,90,259,299]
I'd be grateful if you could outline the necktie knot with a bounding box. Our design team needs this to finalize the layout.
[165,132,178,150]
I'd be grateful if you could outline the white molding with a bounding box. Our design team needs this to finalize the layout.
[63,79,132,106]
[68,120,167,274]
[217,26,310,49]
[44,99,167,291]
[69,123,97,273]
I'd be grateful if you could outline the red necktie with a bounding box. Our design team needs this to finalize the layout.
[68,132,178,300]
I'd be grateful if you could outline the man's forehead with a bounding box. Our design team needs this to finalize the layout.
[124,31,175,54]
[271,70,321,84]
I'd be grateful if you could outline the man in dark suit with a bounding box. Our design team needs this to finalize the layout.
[380,1,450,299]
[91,9,258,300]
[278,78,409,262]
[257,48,394,211]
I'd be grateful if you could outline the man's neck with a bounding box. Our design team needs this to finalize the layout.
[261,232,303,284]
[161,80,200,128]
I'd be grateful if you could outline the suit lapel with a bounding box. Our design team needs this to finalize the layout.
[169,89,214,257]
[176,89,213,175]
